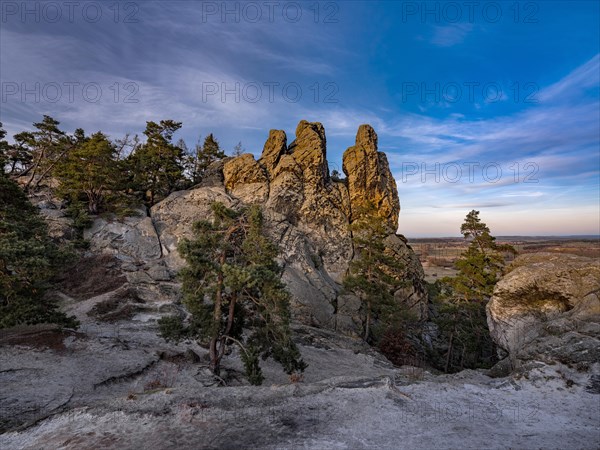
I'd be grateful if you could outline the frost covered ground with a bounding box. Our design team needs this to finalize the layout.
[1,320,599,449]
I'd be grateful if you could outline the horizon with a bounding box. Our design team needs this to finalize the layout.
[406,234,600,239]
[1,1,598,236]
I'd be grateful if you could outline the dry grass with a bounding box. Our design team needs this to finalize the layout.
[412,238,599,270]
[426,256,455,268]
[289,373,304,383]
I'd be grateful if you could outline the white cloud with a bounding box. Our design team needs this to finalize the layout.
[430,23,473,47]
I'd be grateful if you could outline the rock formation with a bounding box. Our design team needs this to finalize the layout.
[487,253,600,369]
[87,120,428,336]
[343,124,400,231]
[222,154,269,204]
[5,124,600,449]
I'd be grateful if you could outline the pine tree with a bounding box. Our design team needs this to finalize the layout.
[433,210,516,372]
[195,133,226,184]
[0,125,9,173]
[54,131,120,214]
[0,173,78,328]
[202,134,225,161]
[128,120,184,206]
[175,138,190,181]
[159,202,306,384]
[113,133,140,161]
[178,137,200,185]
[343,202,406,342]
[23,116,71,190]
[232,141,244,157]
[240,206,307,381]
[451,210,515,302]
[6,131,35,175]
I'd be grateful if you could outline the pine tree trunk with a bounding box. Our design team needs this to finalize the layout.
[224,293,237,336]
[209,253,226,376]
[209,337,219,375]
[217,293,238,363]
[88,197,99,215]
[364,299,371,341]
[33,146,71,190]
[25,150,44,190]
[445,331,454,373]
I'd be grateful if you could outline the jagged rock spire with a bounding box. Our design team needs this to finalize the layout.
[342,124,400,231]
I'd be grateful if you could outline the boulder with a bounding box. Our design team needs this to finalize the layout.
[150,186,237,270]
[84,210,162,262]
[487,253,600,367]
[196,158,230,188]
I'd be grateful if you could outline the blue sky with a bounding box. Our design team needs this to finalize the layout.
[1,1,598,236]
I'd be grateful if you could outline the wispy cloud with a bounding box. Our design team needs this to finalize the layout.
[1,2,598,236]
[374,54,599,235]
[539,54,600,101]
[378,54,600,173]
[430,23,473,47]
[0,3,344,140]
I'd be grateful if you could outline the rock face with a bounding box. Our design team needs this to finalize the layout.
[3,322,599,449]
[151,186,237,270]
[487,253,600,368]
[222,154,269,204]
[85,121,428,336]
[29,192,74,241]
[258,129,287,175]
[84,209,162,262]
[343,124,400,231]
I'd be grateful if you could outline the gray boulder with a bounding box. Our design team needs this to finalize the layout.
[487,252,600,368]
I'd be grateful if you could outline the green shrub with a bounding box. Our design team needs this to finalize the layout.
[0,174,78,329]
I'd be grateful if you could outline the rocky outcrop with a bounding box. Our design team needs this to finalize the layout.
[84,120,428,336]
[84,209,162,262]
[385,235,429,321]
[3,320,599,448]
[264,121,353,281]
[222,154,269,204]
[487,253,600,368]
[343,124,400,231]
[258,129,287,175]
[254,123,425,329]
[151,186,237,270]
[29,193,74,241]
[288,120,329,187]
